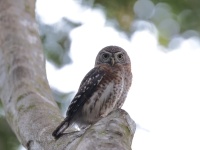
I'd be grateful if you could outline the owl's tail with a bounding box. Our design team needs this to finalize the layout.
[52,117,69,139]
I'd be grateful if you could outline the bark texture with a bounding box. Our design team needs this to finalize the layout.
[0,0,136,149]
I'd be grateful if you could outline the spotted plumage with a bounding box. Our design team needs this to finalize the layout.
[52,46,132,139]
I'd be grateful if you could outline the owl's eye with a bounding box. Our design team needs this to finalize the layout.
[102,53,110,60]
[117,53,124,60]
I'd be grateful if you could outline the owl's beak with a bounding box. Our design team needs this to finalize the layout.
[111,57,115,66]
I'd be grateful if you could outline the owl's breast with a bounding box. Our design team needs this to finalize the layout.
[82,69,124,123]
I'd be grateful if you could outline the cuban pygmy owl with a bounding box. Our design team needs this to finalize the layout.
[52,45,132,139]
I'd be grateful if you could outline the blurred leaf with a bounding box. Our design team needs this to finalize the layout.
[82,0,136,34]
[152,0,200,32]
[0,116,20,150]
[51,88,75,115]
[82,0,200,46]
[37,17,81,68]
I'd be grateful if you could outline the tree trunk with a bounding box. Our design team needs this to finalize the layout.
[0,0,136,149]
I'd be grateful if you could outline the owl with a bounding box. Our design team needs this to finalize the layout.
[52,46,132,139]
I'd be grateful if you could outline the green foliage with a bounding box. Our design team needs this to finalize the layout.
[83,0,136,34]
[153,0,200,32]
[94,0,135,33]
[82,0,200,46]
[0,102,20,150]
[38,0,200,64]
[37,17,81,67]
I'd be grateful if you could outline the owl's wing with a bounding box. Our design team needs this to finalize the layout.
[52,67,105,138]
[66,66,106,121]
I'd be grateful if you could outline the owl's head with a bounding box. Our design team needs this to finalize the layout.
[95,46,131,67]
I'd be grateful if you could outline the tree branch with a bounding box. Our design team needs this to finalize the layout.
[0,0,136,149]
